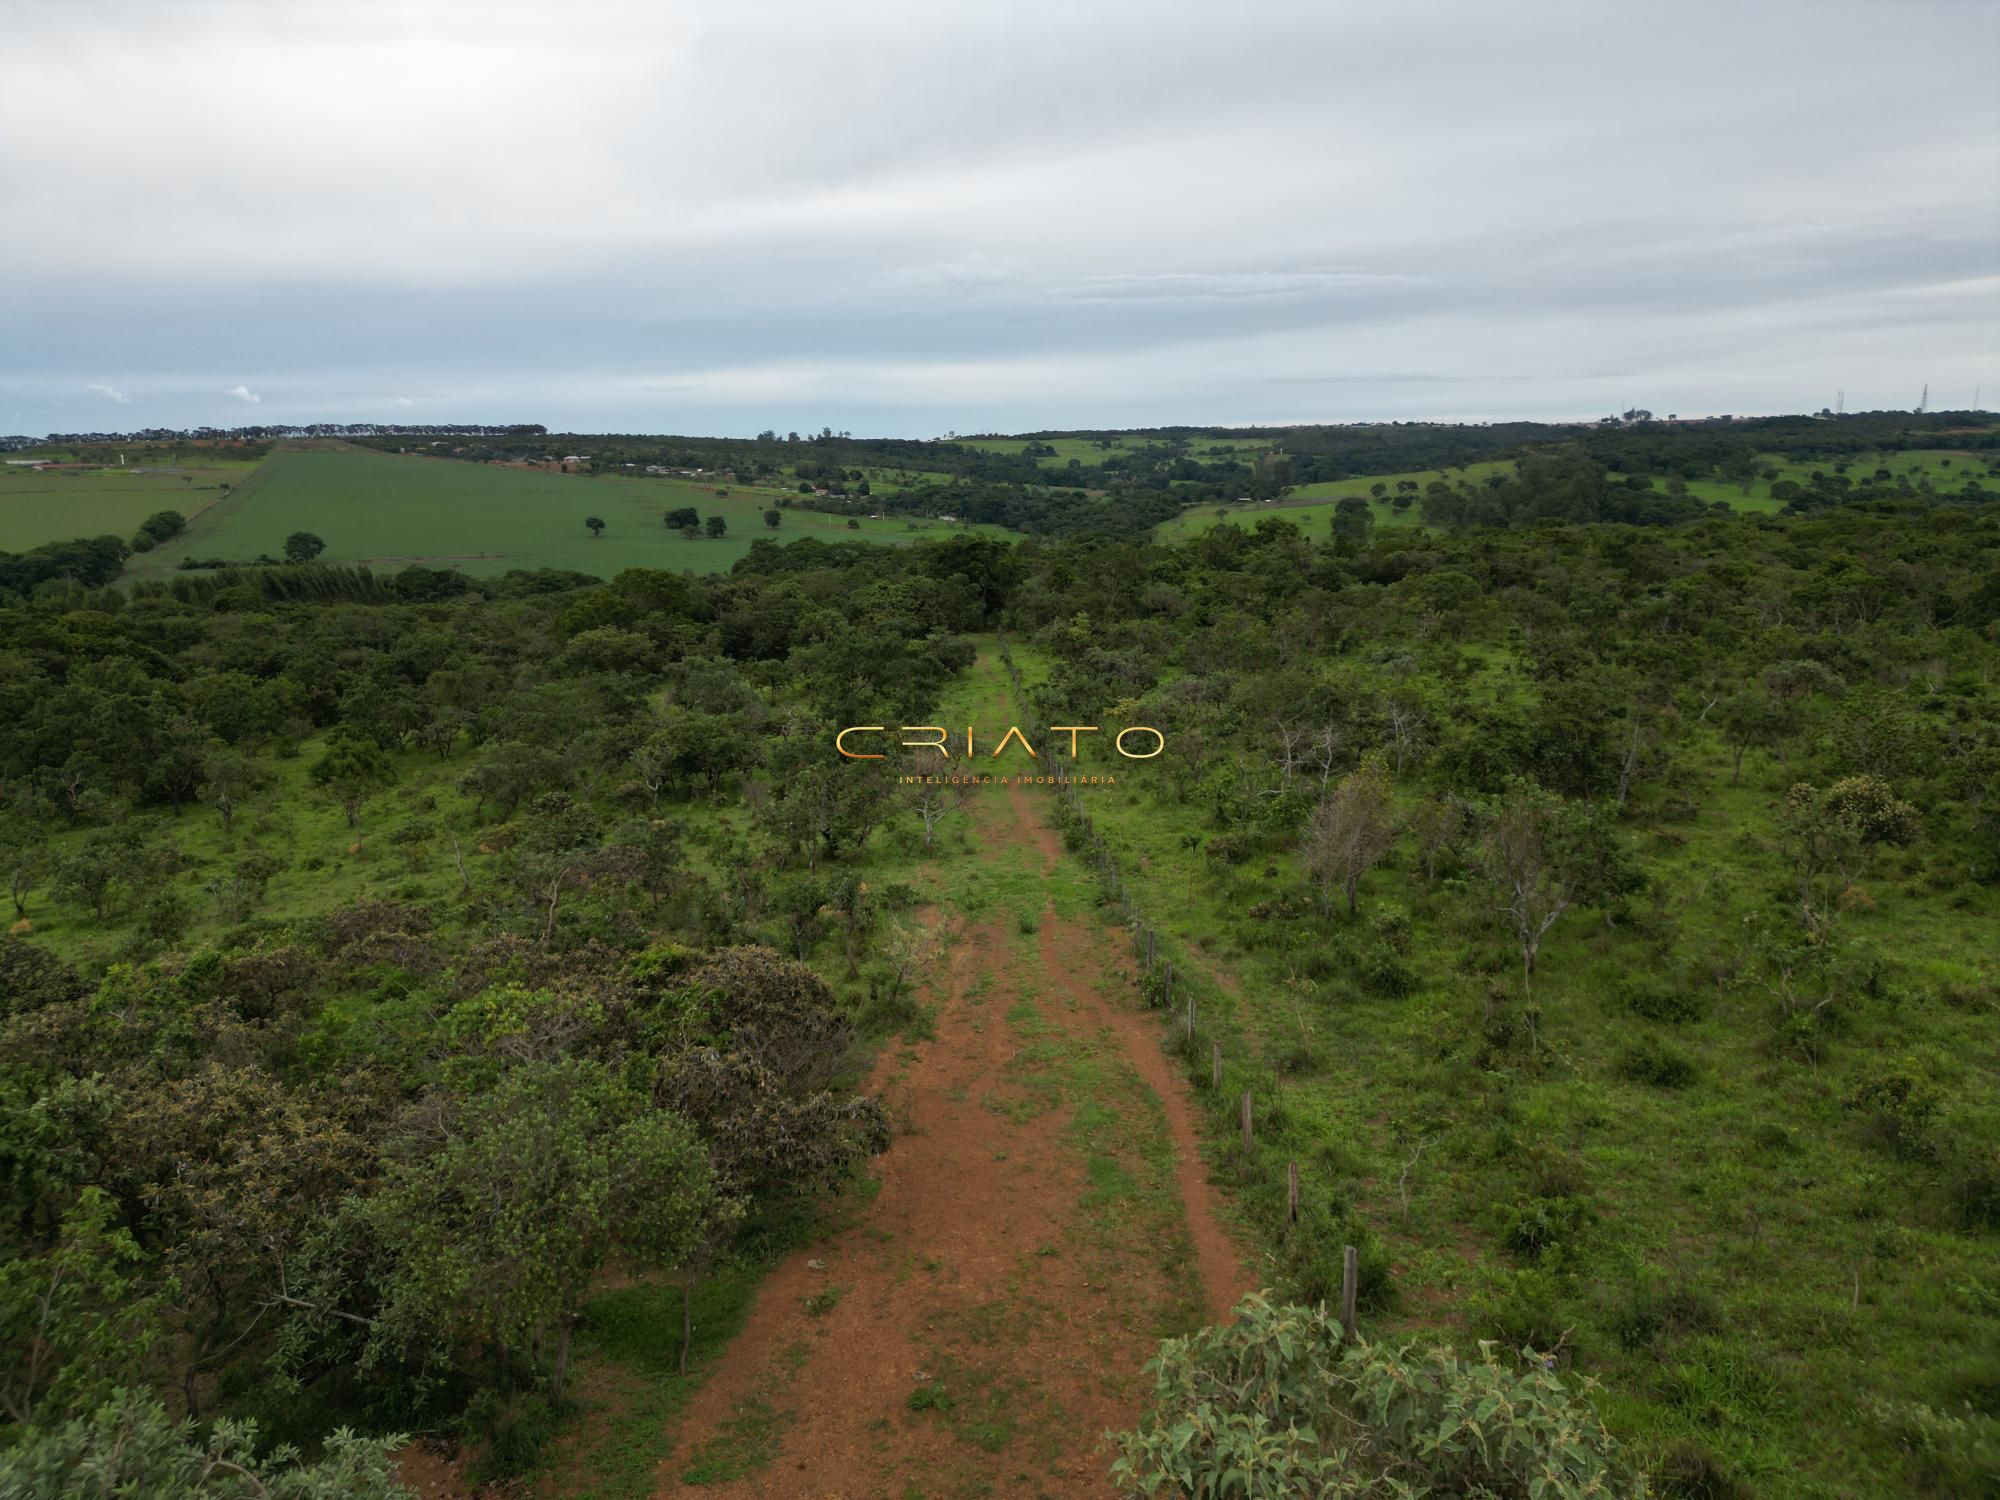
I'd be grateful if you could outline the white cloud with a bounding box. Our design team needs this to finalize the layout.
[86,381,129,403]
[225,384,260,403]
[883,253,1019,289]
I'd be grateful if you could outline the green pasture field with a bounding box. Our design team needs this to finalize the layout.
[1154,461,1516,542]
[1681,449,1995,514]
[960,433,1273,469]
[797,465,957,497]
[0,457,258,552]
[1156,448,1999,541]
[127,446,1019,580]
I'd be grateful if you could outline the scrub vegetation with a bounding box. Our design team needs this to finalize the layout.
[1,408,1996,1497]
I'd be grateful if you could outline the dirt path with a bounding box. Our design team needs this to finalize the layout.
[650,780,1253,1499]
[998,777,1255,1327]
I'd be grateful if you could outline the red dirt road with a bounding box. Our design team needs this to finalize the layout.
[649,781,1253,1499]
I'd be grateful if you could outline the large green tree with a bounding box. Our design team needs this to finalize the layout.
[363,1058,717,1403]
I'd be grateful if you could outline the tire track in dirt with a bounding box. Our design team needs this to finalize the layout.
[649,784,1253,1499]
[993,775,1258,1324]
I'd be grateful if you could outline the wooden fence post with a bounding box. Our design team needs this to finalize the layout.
[1185,988,1194,1039]
[1239,1091,1253,1152]
[1287,1161,1300,1226]
[1340,1246,1358,1332]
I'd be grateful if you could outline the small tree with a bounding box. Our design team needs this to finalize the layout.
[1,811,48,918]
[653,948,888,1371]
[0,1188,162,1428]
[584,516,605,538]
[1331,494,1374,546]
[1478,782,1582,995]
[365,1058,717,1405]
[704,514,727,539]
[664,506,699,529]
[53,832,137,921]
[763,508,781,529]
[1717,691,1792,783]
[1782,775,1919,929]
[201,747,267,835]
[282,531,325,563]
[901,751,969,852]
[1302,760,1394,917]
[309,734,395,832]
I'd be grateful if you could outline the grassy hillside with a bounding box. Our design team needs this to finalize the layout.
[961,432,1272,469]
[1153,448,1998,542]
[127,446,1018,580]
[1156,461,1517,540]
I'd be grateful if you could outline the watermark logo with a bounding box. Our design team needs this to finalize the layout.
[835,724,1165,761]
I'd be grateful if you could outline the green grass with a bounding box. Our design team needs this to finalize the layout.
[1681,449,1994,513]
[959,433,1272,471]
[1154,462,1515,542]
[829,466,958,496]
[0,457,258,552]
[532,1264,773,1498]
[1009,633,2000,1496]
[1154,449,1999,542]
[126,446,1018,580]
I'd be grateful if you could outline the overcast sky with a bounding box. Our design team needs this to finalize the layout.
[2,0,1995,437]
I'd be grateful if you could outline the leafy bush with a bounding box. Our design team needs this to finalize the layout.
[1497,1193,1595,1261]
[0,1387,409,1497]
[1615,1036,1699,1089]
[462,1386,559,1482]
[1618,980,1707,1023]
[1844,1061,1943,1157]
[1946,1146,2000,1232]
[1471,1267,1569,1353]
[1356,942,1420,998]
[1203,832,1254,868]
[1108,1293,1641,1498]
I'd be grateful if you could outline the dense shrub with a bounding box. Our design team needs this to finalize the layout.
[1615,1035,1699,1089]
[0,1388,408,1497]
[1109,1293,1642,1498]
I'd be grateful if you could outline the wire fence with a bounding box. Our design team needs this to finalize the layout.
[993,636,1363,1333]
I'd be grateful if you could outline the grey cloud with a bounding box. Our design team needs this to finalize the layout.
[2,0,1994,434]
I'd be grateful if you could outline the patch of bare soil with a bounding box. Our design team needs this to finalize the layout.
[394,1438,480,1499]
[993,777,1257,1323]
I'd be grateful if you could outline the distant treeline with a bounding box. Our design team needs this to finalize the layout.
[2,423,548,451]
